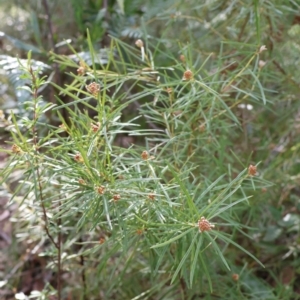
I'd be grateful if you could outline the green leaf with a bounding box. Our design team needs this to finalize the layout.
[151,227,195,249]
[212,231,264,268]
[171,232,198,283]
[190,233,203,287]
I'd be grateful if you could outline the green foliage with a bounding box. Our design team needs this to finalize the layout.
[1,35,267,299]
[1,0,300,300]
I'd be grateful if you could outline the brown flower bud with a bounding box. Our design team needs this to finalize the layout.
[11,144,22,154]
[78,178,86,185]
[198,217,215,232]
[86,82,100,97]
[199,124,206,132]
[96,186,105,195]
[180,54,185,62]
[166,87,173,94]
[74,153,84,163]
[136,229,144,235]
[77,67,85,76]
[141,150,149,160]
[77,61,87,75]
[91,122,101,132]
[148,193,155,200]
[113,194,121,202]
[182,70,193,81]
[248,164,257,176]
[232,274,239,281]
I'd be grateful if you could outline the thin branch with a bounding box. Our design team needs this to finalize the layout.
[29,67,58,249]
[29,66,61,300]
[38,5,64,297]
[80,253,87,300]
[57,201,62,300]
[41,0,55,51]
[41,0,63,93]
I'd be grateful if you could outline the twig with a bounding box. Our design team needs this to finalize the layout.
[39,3,63,298]
[29,67,58,249]
[39,0,66,300]
[57,201,62,300]
[41,0,62,91]
[29,66,62,300]
[41,0,55,51]
[80,254,87,300]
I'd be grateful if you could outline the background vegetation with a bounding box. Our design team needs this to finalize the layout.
[0,0,300,299]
